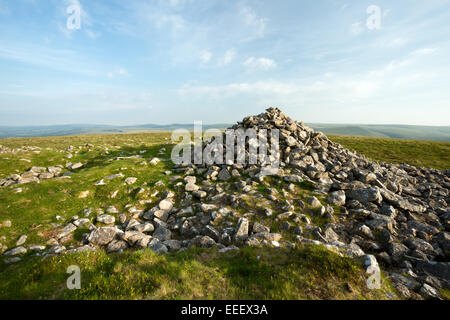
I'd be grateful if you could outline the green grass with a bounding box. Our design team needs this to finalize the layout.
[2,131,447,299]
[329,135,450,170]
[0,245,395,300]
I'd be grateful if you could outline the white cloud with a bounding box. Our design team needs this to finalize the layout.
[373,37,409,48]
[219,49,236,66]
[349,22,364,35]
[411,48,437,56]
[243,57,277,70]
[155,14,185,35]
[199,50,212,63]
[86,29,100,39]
[240,6,268,39]
[107,68,129,79]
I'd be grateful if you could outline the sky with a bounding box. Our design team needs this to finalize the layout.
[0,0,449,126]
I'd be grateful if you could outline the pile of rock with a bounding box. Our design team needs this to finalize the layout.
[173,107,450,298]
[0,165,69,187]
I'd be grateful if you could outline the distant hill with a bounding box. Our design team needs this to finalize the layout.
[0,123,449,141]
[309,124,450,142]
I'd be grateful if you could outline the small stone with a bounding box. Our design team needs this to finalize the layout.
[106,206,119,214]
[218,168,231,181]
[78,191,90,198]
[148,239,168,254]
[125,177,137,185]
[28,245,46,252]
[184,176,196,184]
[70,162,83,170]
[159,199,173,211]
[4,257,21,264]
[419,284,441,300]
[2,220,12,228]
[87,227,117,246]
[16,235,27,246]
[253,222,270,234]
[192,190,207,198]
[294,226,303,235]
[118,214,127,224]
[163,239,182,252]
[106,240,128,253]
[73,218,90,227]
[4,246,27,256]
[307,196,322,208]
[153,227,172,241]
[327,190,346,206]
[185,183,199,192]
[149,158,161,165]
[48,244,66,255]
[96,215,116,224]
[234,218,249,243]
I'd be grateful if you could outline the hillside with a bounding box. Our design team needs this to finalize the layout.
[0,109,449,300]
[1,123,449,142]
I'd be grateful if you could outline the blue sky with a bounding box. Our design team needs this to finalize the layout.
[0,0,449,126]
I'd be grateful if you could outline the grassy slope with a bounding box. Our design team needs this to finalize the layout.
[329,135,450,170]
[0,245,395,300]
[0,132,448,299]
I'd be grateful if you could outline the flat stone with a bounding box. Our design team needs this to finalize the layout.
[87,227,117,246]
[153,227,172,241]
[96,215,115,224]
[4,246,27,256]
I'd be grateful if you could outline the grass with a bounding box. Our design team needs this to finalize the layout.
[329,135,450,170]
[1,131,448,300]
[0,245,395,300]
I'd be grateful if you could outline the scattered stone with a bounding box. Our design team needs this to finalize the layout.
[16,235,27,246]
[307,196,322,208]
[4,246,27,256]
[78,191,90,198]
[125,177,137,185]
[96,215,115,224]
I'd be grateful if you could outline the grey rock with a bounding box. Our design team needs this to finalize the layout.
[163,239,182,251]
[159,199,173,211]
[348,188,382,204]
[191,235,216,248]
[234,218,249,243]
[148,239,168,254]
[307,196,322,208]
[106,240,129,253]
[16,235,27,246]
[87,227,117,246]
[96,214,115,224]
[218,168,231,181]
[153,227,172,241]
[253,222,270,234]
[327,190,346,206]
[202,225,220,242]
[4,246,27,256]
[419,284,441,299]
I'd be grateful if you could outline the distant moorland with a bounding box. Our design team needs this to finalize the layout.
[0,123,449,141]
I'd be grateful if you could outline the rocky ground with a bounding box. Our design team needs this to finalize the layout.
[0,108,449,300]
